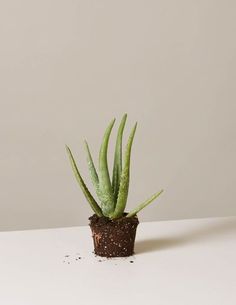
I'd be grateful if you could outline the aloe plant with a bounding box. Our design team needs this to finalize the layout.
[66,114,163,219]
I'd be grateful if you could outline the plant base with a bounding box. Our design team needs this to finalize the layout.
[89,214,139,257]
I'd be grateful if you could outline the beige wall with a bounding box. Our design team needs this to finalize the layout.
[0,0,235,230]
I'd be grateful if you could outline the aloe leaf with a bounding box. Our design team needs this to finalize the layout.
[98,119,116,216]
[111,122,137,219]
[66,145,103,217]
[126,189,163,218]
[112,114,127,203]
[84,140,99,194]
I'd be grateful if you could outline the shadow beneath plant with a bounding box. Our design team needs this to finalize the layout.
[135,237,184,254]
[135,217,236,254]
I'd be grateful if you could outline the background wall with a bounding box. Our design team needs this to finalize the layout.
[0,0,235,231]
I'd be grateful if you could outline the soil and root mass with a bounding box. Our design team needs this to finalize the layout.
[89,214,139,257]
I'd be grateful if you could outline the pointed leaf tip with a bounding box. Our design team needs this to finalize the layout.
[98,118,116,216]
[111,121,138,218]
[84,139,99,194]
[112,114,128,202]
[126,189,163,218]
[66,145,103,217]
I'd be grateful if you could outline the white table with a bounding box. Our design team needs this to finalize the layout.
[0,216,235,305]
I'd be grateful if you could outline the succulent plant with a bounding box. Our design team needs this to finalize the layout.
[66,114,163,219]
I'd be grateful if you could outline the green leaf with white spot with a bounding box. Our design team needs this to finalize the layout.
[66,145,103,217]
[111,122,137,219]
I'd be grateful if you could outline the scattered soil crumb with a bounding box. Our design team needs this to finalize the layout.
[130,261,134,263]
[65,255,70,257]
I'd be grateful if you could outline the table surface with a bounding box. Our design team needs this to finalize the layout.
[0,216,235,305]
